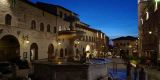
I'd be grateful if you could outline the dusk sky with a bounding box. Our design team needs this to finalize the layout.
[31,0,138,39]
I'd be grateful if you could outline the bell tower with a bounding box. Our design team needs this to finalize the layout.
[138,0,150,56]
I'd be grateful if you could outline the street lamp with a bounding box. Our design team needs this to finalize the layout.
[23,35,29,44]
[58,42,62,45]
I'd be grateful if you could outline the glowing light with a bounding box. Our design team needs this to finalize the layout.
[155,0,160,2]
[129,45,132,48]
[86,45,91,51]
[146,11,149,20]
[155,0,160,11]
[141,18,143,24]
[25,40,30,44]
[58,42,61,45]
[58,61,62,64]
[0,0,9,5]
[74,40,80,44]
[149,31,152,34]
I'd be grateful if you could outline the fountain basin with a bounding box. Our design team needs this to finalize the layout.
[33,61,109,80]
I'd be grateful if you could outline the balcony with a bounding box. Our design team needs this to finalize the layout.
[58,30,85,39]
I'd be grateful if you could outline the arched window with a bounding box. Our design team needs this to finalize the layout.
[47,24,51,32]
[30,43,38,61]
[92,37,94,42]
[146,11,149,20]
[89,36,91,42]
[60,48,64,58]
[86,36,88,41]
[5,14,12,25]
[155,0,160,11]
[141,18,144,25]
[31,20,36,30]
[59,26,62,31]
[83,48,85,54]
[54,26,57,33]
[40,23,44,31]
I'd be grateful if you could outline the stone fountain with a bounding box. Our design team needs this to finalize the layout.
[57,15,85,62]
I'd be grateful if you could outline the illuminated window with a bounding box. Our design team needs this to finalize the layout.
[5,14,12,25]
[141,18,144,24]
[59,26,62,31]
[155,0,160,11]
[97,32,99,37]
[47,24,51,32]
[40,23,44,31]
[101,33,103,38]
[146,11,149,20]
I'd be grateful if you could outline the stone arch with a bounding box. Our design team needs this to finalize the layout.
[0,35,20,61]
[30,43,38,61]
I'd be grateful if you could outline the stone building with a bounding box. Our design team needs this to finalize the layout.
[0,0,108,62]
[138,0,160,63]
[112,36,138,57]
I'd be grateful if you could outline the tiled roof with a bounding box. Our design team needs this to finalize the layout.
[112,36,137,41]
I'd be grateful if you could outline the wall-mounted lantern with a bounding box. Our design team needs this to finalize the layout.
[23,35,29,43]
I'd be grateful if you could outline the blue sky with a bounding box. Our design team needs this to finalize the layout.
[31,0,138,39]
